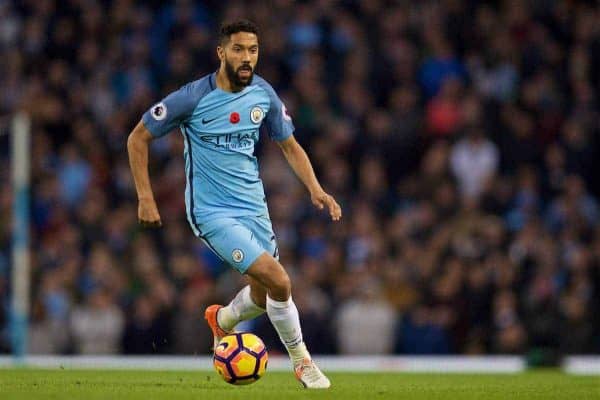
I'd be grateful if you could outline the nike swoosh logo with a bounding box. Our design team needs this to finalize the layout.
[216,342,229,351]
[202,117,217,124]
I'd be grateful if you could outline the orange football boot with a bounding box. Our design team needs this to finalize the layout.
[204,304,230,351]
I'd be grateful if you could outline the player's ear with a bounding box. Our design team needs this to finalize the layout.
[217,46,224,62]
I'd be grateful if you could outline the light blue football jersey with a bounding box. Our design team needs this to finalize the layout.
[141,72,294,236]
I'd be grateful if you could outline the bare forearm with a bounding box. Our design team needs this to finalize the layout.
[127,123,155,201]
[278,135,342,220]
[283,145,323,195]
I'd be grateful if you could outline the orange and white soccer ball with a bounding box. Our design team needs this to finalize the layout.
[213,332,268,385]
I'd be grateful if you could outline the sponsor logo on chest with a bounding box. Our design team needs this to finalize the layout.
[200,131,259,150]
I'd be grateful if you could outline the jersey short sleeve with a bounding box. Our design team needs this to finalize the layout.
[255,77,295,141]
[142,78,211,138]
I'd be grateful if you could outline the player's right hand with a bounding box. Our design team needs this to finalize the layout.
[138,198,162,228]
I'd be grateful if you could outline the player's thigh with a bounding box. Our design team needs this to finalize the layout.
[239,215,279,260]
[198,218,267,274]
[245,252,291,300]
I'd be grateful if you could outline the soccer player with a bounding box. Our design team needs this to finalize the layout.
[127,20,341,389]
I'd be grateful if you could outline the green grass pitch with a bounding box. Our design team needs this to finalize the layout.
[0,369,598,400]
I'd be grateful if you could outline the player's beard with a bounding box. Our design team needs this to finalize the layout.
[225,59,254,90]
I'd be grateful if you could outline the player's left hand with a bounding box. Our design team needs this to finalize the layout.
[311,190,342,221]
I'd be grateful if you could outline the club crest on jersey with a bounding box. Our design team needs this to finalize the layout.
[151,102,167,121]
[250,106,264,124]
[232,249,244,263]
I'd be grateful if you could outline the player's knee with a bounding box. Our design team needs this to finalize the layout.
[269,263,291,301]
[247,253,291,301]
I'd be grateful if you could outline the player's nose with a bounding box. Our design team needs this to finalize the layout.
[241,50,251,62]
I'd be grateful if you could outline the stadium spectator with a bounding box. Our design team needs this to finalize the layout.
[336,279,397,354]
[70,288,125,354]
[450,127,499,200]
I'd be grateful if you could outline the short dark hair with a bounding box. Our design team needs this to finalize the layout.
[219,20,259,45]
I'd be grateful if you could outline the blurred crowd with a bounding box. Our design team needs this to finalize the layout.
[1,0,599,357]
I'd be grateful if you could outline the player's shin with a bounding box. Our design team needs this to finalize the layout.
[217,285,265,331]
[265,294,310,365]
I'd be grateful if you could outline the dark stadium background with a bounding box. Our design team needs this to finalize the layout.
[0,0,599,362]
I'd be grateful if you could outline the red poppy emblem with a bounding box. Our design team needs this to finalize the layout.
[230,112,240,124]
